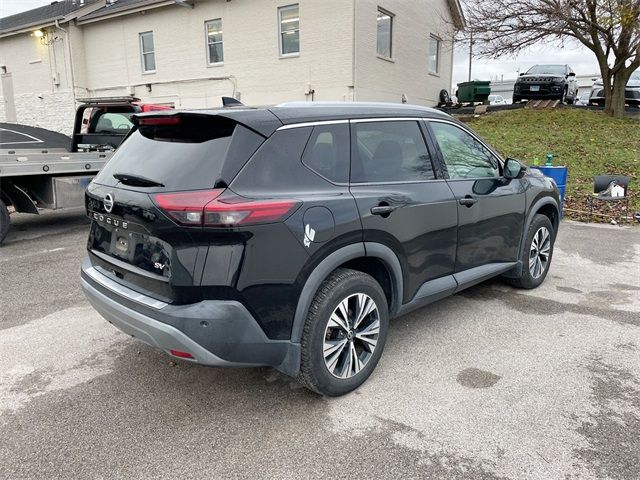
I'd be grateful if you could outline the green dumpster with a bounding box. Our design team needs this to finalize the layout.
[456,81,491,103]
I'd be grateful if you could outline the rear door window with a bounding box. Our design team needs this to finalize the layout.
[351,121,435,183]
[301,123,349,184]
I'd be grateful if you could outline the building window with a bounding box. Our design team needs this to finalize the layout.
[376,8,393,58]
[139,31,156,73]
[279,4,300,56]
[428,35,440,74]
[205,19,224,64]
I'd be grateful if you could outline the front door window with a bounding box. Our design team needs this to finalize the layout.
[430,122,499,179]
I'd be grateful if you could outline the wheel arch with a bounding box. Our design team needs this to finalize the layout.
[290,242,403,345]
[504,196,559,279]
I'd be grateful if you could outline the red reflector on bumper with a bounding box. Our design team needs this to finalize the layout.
[170,349,194,359]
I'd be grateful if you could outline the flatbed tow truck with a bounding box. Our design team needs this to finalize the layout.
[0,97,170,244]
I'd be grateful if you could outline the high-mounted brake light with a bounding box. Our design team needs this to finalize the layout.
[138,116,182,126]
[152,190,300,227]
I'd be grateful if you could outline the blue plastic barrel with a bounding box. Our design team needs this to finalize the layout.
[531,165,568,213]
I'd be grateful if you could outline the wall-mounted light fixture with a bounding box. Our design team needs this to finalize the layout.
[32,29,60,46]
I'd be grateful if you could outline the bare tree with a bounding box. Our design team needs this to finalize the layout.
[461,0,640,117]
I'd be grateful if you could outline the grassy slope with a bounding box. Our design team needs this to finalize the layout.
[466,108,640,218]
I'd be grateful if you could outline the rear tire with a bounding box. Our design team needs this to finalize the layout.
[0,199,10,245]
[504,214,555,289]
[298,268,389,396]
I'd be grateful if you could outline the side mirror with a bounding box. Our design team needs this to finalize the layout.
[519,72,525,76]
[504,158,527,179]
[568,72,576,77]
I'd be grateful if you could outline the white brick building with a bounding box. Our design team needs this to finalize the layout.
[0,0,464,134]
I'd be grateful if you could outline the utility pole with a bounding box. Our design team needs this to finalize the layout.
[468,32,473,81]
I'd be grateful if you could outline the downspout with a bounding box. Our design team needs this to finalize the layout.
[351,0,356,101]
[55,19,77,105]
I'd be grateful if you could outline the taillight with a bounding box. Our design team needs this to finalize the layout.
[152,190,300,227]
[153,189,225,225]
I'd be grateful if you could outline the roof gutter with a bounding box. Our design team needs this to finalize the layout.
[76,0,176,25]
[0,0,105,38]
[0,20,58,38]
[447,0,466,30]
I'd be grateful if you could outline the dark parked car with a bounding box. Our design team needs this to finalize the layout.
[513,64,579,104]
[590,69,640,106]
[81,102,561,396]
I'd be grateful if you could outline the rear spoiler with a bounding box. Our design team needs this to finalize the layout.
[133,105,283,138]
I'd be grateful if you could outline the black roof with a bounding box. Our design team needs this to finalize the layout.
[136,102,452,138]
[0,0,99,33]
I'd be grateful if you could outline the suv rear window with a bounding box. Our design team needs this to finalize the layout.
[94,116,264,192]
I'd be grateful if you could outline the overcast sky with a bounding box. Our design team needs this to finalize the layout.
[452,41,600,86]
[3,0,602,87]
[1,0,53,17]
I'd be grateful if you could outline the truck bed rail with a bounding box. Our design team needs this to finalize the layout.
[0,151,112,177]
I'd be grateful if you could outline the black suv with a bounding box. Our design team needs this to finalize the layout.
[81,102,560,396]
[513,64,579,104]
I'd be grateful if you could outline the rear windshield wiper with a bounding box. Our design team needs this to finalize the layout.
[113,173,165,188]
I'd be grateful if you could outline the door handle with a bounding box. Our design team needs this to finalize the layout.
[459,196,478,207]
[371,205,398,216]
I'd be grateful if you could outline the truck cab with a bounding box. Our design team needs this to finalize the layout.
[72,97,172,152]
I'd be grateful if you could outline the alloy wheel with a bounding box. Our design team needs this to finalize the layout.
[529,226,551,279]
[323,293,380,379]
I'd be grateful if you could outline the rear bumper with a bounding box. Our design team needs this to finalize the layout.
[81,257,299,373]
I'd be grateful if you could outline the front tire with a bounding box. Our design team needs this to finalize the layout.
[505,214,555,289]
[298,268,389,396]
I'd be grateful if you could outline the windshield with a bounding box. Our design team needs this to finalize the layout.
[631,70,640,81]
[526,65,566,75]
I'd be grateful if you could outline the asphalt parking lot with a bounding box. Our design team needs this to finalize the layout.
[1,210,638,480]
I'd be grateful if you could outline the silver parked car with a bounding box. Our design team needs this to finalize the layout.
[575,92,591,106]
[590,69,640,106]
[488,94,508,105]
